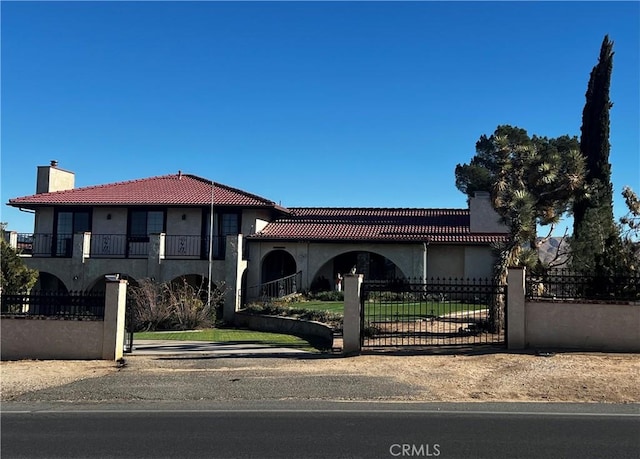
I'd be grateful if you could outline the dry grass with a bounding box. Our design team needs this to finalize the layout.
[2,352,638,403]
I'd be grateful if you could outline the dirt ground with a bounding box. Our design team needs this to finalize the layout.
[2,351,639,403]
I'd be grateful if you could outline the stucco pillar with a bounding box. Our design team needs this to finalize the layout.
[147,233,164,282]
[343,273,364,356]
[507,267,526,350]
[8,231,18,250]
[223,234,246,323]
[72,232,85,262]
[103,278,128,360]
[82,232,91,261]
[68,232,89,290]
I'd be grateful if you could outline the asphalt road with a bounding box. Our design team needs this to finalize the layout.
[3,403,639,459]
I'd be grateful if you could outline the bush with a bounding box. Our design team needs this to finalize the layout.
[128,278,226,331]
[243,301,343,331]
[306,290,344,302]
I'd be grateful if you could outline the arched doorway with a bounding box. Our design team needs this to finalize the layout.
[261,250,297,283]
[33,272,68,292]
[333,251,403,280]
[309,251,404,292]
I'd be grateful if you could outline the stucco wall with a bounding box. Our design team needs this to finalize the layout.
[1,319,104,360]
[166,208,202,236]
[92,208,128,235]
[34,207,54,234]
[507,268,640,352]
[463,245,496,279]
[242,209,273,235]
[469,192,506,233]
[427,246,465,279]
[524,301,640,352]
[234,311,333,350]
[36,165,75,194]
[1,280,127,361]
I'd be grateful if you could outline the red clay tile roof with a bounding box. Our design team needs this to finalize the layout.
[8,173,285,209]
[248,207,509,244]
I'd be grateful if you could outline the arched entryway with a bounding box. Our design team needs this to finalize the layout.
[88,273,139,293]
[261,249,297,283]
[33,272,68,292]
[333,251,403,280]
[311,251,405,292]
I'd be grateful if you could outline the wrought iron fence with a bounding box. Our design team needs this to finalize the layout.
[16,233,230,260]
[16,233,73,257]
[1,290,106,319]
[164,235,203,258]
[526,269,640,302]
[245,271,303,303]
[361,277,506,348]
[90,234,127,257]
[13,233,35,255]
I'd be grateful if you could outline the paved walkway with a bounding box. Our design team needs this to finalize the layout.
[130,340,310,356]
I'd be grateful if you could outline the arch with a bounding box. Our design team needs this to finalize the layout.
[261,249,297,283]
[87,273,139,293]
[169,274,208,292]
[33,272,68,293]
[310,250,406,292]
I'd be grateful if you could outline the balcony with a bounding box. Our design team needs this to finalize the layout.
[11,233,229,260]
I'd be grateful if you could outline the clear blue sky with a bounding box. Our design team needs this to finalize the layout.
[2,1,639,235]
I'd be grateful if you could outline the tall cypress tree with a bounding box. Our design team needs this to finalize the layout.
[571,35,619,272]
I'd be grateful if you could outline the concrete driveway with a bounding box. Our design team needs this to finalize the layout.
[130,339,311,357]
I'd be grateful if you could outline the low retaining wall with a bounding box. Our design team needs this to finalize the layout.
[524,301,640,352]
[234,311,334,350]
[1,318,105,360]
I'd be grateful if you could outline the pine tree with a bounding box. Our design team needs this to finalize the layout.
[571,35,619,272]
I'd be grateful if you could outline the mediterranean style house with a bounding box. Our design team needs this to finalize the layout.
[6,162,509,321]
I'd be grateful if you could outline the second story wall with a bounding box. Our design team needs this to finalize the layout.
[92,208,127,235]
[34,208,54,234]
[241,208,275,236]
[166,208,202,236]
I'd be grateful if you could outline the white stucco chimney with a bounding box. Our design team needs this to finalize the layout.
[469,191,507,233]
[36,160,75,194]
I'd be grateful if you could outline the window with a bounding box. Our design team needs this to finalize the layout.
[129,210,165,238]
[203,210,240,259]
[54,210,91,257]
[221,213,239,236]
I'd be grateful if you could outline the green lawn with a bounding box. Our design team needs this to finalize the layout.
[297,300,487,320]
[296,301,344,313]
[134,328,317,351]
[365,301,487,319]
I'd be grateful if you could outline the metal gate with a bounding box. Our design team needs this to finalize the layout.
[360,278,506,349]
[123,297,135,353]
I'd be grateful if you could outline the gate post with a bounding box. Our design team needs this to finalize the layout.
[103,278,128,360]
[343,273,363,356]
[507,267,526,350]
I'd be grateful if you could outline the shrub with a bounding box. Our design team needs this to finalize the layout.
[128,278,226,331]
[306,290,344,302]
[243,301,343,331]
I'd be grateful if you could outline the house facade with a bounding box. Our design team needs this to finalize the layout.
[7,162,509,321]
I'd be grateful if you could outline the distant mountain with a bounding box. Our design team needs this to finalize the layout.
[537,236,570,267]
